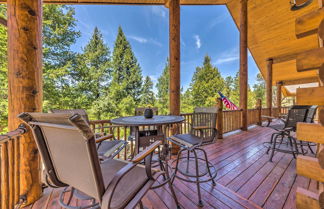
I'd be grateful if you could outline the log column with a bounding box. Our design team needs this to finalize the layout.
[276,81,282,115]
[169,0,180,116]
[7,0,43,205]
[266,58,273,116]
[239,0,248,131]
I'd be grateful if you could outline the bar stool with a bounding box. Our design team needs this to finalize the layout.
[167,107,218,207]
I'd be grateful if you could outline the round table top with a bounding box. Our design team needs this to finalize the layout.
[111,115,185,126]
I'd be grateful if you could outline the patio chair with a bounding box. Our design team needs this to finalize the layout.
[167,107,218,207]
[19,112,164,209]
[50,109,127,159]
[265,105,310,162]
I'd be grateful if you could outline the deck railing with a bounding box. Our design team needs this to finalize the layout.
[0,125,27,209]
[0,105,290,208]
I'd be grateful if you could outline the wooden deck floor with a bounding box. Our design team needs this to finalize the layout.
[25,126,316,209]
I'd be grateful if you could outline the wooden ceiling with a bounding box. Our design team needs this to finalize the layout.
[1,0,320,94]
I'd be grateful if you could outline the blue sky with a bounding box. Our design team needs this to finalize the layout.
[71,5,260,92]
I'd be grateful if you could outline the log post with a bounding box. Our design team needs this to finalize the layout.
[7,0,43,206]
[239,0,248,131]
[169,0,180,154]
[217,98,223,139]
[257,99,262,126]
[277,81,282,115]
[266,58,273,116]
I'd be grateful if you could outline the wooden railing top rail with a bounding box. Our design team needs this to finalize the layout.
[0,124,27,144]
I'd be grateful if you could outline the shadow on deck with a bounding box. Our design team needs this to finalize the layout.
[25,126,315,209]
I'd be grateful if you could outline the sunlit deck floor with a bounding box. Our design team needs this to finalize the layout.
[26,125,316,209]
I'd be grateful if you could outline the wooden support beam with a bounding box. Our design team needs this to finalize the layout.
[318,19,324,40]
[7,0,42,206]
[280,77,319,85]
[296,86,324,105]
[318,145,324,169]
[297,155,324,182]
[320,108,324,125]
[297,123,324,144]
[256,99,262,126]
[272,52,298,64]
[216,98,223,139]
[296,187,321,209]
[295,7,324,39]
[266,58,273,116]
[276,82,282,111]
[0,0,228,5]
[319,64,324,85]
[0,16,7,27]
[239,0,248,131]
[296,47,324,72]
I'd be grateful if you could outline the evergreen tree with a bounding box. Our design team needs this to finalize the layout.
[156,59,170,114]
[100,26,143,117]
[190,55,225,107]
[140,76,155,106]
[42,5,81,111]
[76,27,111,119]
[252,73,266,106]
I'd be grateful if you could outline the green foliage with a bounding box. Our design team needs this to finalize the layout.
[189,55,225,107]
[0,5,7,132]
[252,73,266,106]
[140,76,155,106]
[156,59,170,115]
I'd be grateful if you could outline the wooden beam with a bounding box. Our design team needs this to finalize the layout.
[295,7,324,39]
[276,82,282,110]
[7,0,42,206]
[272,52,298,64]
[296,86,324,105]
[0,16,7,27]
[320,108,324,125]
[319,64,324,85]
[266,58,273,116]
[297,155,324,182]
[0,0,228,5]
[296,47,324,72]
[216,98,223,139]
[318,145,324,169]
[280,77,319,85]
[239,0,248,131]
[169,0,180,154]
[297,123,324,144]
[296,187,321,209]
[318,19,324,40]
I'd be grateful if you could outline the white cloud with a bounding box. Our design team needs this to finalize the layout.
[128,35,163,47]
[208,14,229,29]
[215,47,239,65]
[151,6,167,18]
[194,35,201,49]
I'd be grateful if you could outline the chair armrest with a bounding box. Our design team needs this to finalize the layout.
[132,141,162,163]
[95,134,114,143]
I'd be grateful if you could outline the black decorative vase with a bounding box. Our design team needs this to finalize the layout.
[144,108,154,119]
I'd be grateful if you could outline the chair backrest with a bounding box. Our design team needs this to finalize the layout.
[285,105,310,130]
[305,105,318,123]
[135,107,159,116]
[50,109,90,124]
[18,113,105,202]
[192,107,218,144]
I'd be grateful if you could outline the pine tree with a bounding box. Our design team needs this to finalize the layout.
[76,27,111,119]
[190,55,225,107]
[156,59,170,114]
[101,26,143,117]
[42,5,81,111]
[140,76,155,106]
[253,73,266,106]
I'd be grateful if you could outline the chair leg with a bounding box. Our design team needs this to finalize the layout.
[193,149,203,207]
[171,148,186,184]
[270,134,279,162]
[138,200,144,209]
[267,133,275,154]
[164,161,181,209]
[308,142,315,154]
[291,137,298,158]
[201,148,216,186]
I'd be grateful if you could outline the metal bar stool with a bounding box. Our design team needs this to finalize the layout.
[167,107,218,207]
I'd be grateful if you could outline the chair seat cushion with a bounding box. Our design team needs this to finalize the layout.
[101,159,149,209]
[97,140,125,158]
[170,134,202,147]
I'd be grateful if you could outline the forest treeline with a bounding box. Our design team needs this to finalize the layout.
[0,5,266,132]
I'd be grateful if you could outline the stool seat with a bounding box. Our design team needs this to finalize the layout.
[169,134,202,148]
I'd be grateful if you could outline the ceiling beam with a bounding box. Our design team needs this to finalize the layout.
[279,76,319,86]
[0,17,6,27]
[0,0,227,5]
[272,52,298,64]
